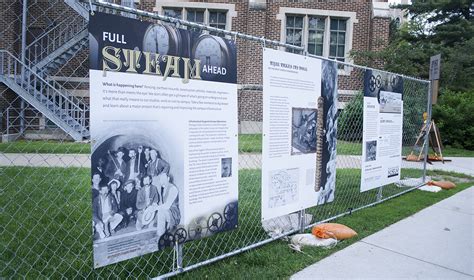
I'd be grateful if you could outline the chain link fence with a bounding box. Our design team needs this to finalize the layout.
[1,1,430,278]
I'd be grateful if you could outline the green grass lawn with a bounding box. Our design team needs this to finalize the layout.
[178,172,473,279]
[1,166,472,279]
[0,140,90,154]
[2,137,473,157]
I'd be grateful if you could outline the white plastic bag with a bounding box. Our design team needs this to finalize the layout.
[290,233,337,249]
[418,185,442,192]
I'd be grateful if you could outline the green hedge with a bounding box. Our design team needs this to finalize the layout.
[432,89,474,150]
[338,92,363,142]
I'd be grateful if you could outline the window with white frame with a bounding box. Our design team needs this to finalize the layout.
[286,14,348,62]
[155,3,237,35]
[279,8,357,65]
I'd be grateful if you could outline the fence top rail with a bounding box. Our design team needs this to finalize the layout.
[307,54,430,84]
[85,0,304,52]
[86,0,429,85]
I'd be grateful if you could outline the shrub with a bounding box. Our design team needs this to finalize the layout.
[338,92,363,141]
[432,89,474,150]
[337,86,428,145]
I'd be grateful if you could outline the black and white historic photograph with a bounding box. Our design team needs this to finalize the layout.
[92,136,180,241]
[365,140,377,162]
[291,108,318,155]
[91,133,183,267]
[317,60,338,205]
[221,157,232,177]
[379,90,402,114]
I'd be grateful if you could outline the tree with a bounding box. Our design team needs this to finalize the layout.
[351,0,474,91]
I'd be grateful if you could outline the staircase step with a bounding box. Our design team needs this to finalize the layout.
[4,48,89,141]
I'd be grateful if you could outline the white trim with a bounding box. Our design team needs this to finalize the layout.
[154,2,237,31]
[372,2,391,18]
[277,7,358,75]
[338,90,359,95]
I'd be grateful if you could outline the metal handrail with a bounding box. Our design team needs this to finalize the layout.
[5,105,54,132]
[0,50,86,129]
[22,15,89,113]
[25,15,87,66]
[25,15,74,50]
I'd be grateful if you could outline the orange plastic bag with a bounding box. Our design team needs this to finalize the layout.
[427,180,456,190]
[312,223,357,240]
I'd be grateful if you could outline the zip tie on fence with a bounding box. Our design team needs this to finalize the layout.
[89,0,94,15]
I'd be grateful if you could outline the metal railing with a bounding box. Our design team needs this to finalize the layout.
[4,105,57,134]
[25,15,88,68]
[0,50,88,137]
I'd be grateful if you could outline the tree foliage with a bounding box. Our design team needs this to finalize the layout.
[338,92,363,142]
[351,0,474,91]
[432,89,474,150]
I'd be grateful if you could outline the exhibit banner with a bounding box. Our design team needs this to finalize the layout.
[360,70,404,192]
[89,12,238,268]
[261,48,338,221]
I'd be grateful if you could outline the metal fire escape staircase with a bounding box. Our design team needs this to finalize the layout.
[0,1,90,141]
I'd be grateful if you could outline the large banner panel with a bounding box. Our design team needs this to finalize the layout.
[89,12,238,268]
[360,70,404,192]
[261,48,338,221]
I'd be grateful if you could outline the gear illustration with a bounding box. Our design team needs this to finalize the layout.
[158,232,175,250]
[375,75,382,88]
[188,216,207,240]
[207,212,223,233]
[223,202,237,222]
[174,227,187,244]
[369,75,377,92]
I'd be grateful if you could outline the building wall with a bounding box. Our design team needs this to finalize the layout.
[1,0,394,136]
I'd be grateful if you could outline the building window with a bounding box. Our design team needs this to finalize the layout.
[308,16,325,56]
[278,7,358,69]
[163,8,182,19]
[285,14,348,61]
[187,9,204,24]
[209,11,227,29]
[161,7,228,31]
[155,3,237,32]
[329,19,346,62]
[285,15,303,53]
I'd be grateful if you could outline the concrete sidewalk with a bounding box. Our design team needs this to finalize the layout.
[291,187,474,280]
[0,153,472,174]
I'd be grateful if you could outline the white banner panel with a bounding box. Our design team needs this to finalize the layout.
[89,12,238,268]
[261,48,337,221]
[361,70,404,192]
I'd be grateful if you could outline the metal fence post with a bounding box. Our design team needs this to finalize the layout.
[422,81,433,182]
[298,209,306,233]
[175,242,183,272]
[376,186,383,202]
[20,0,28,135]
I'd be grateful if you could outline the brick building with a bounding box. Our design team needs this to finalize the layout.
[0,0,401,141]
